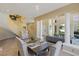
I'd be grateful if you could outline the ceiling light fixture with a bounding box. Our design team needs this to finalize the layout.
[35,5,39,11]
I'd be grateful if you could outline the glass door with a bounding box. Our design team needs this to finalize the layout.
[71,15,79,45]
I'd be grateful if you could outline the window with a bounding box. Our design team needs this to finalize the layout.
[36,20,44,42]
[59,24,65,36]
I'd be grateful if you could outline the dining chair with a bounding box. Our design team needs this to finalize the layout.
[49,41,62,56]
[54,41,63,56]
[16,37,29,56]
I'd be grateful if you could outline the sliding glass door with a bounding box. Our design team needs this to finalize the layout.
[71,14,79,45]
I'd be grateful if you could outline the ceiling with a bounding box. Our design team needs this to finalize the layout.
[0,3,70,22]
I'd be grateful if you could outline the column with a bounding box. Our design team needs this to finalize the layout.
[70,15,74,38]
[52,18,55,36]
[36,21,40,39]
[65,13,71,44]
[48,19,53,36]
[40,20,44,42]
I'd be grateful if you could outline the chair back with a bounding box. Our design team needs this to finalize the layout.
[54,41,62,56]
[16,37,29,56]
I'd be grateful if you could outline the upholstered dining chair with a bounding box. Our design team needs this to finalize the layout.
[49,41,63,56]
[54,41,63,56]
[16,37,29,56]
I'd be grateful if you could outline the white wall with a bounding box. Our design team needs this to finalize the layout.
[0,12,9,30]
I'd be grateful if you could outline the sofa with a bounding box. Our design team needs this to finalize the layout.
[46,36,65,43]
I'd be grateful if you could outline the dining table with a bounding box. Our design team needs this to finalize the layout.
[27,42,49,56]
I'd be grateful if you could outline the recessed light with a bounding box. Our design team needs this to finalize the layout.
[6,9,10,12]
[6,9,14,12]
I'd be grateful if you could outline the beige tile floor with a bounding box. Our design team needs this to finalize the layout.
[0,38,19,56]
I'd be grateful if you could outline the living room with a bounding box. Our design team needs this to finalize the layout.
[0,3,79,56]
